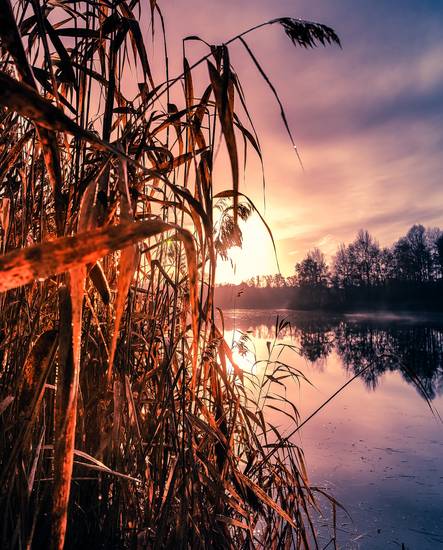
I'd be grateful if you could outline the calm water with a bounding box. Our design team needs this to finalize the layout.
[223,309,443,550]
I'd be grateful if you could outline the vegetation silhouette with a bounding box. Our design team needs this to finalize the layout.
[217,224,443,311]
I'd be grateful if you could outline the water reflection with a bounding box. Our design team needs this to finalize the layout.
[226,312,443,401]
[224,311,443,549]
[335,323,443,399]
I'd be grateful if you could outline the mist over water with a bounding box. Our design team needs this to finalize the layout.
[223,309,443,549]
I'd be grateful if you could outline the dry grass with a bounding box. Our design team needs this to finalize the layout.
[0,1,339,548]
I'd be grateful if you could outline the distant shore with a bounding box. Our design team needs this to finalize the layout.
[215,280,443,313]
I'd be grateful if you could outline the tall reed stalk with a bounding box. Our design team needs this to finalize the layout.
[0,1,339,547]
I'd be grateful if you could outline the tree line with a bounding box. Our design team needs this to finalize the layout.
[217,224,443,310]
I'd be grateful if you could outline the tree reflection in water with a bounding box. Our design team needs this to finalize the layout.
[232,314,443,401]
[334,321,443,399]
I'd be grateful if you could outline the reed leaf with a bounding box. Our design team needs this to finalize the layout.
[0,2,339,547]
[0,220,195,292]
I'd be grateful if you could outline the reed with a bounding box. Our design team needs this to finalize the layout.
[0,1,339,547]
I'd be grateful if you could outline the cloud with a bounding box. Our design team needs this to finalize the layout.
[160,0,443,280]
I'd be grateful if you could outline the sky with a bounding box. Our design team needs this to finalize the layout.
[158,0,443,282]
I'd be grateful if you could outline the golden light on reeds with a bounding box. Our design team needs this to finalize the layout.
[0,0,339,547]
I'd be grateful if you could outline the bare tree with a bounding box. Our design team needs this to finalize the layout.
[295,248,329,287]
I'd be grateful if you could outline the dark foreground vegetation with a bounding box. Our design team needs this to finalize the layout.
[0,0,340,548]
[217,225,443,311]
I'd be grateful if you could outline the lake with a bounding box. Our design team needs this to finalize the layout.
[222,309,443,550]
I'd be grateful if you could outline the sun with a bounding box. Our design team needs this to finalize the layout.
[216,214,279,284]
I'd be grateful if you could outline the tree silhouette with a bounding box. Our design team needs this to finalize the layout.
[295,248,329,287]
[394,224,432,283]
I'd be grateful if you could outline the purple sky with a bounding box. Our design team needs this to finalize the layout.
[159,1,443,280]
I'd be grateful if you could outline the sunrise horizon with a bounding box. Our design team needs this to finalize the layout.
[162,0,443,286]
[1,1,442,548]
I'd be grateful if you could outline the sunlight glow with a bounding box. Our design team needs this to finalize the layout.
[216,214,279,284]
[225,329,256,374]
